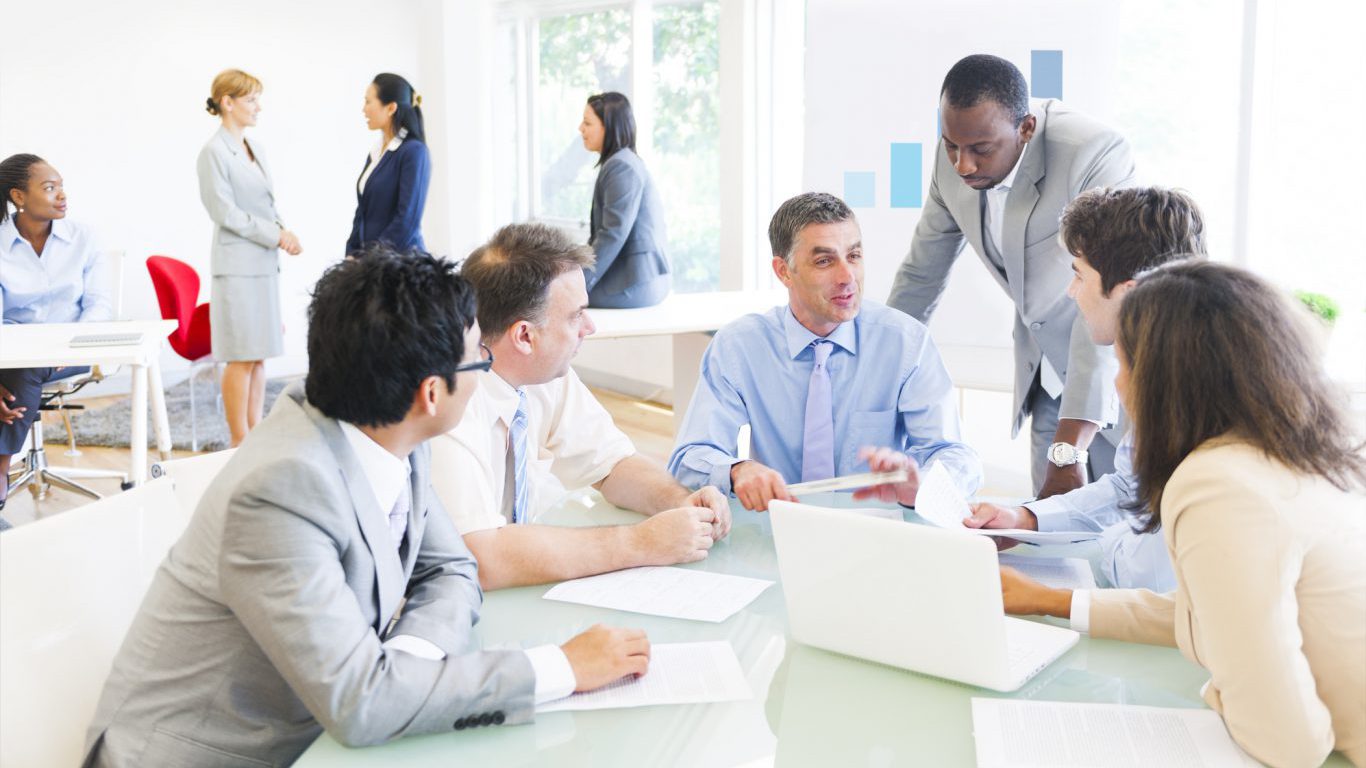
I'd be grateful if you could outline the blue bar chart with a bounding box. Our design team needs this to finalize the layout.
[1031,50,1063,99]
[890,143,923,208]
[843,171,876,209]
[838,51,1061,210]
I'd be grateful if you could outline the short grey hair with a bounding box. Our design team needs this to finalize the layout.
[767,192,856,264]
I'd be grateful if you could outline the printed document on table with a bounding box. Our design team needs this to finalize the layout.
[971,699,1263,768]
[997,554,1098,590]
[539,641,750,713]
[914,463,1102,544]
[543,566,774,622]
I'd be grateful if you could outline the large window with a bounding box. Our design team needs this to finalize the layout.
[497,0,722,293]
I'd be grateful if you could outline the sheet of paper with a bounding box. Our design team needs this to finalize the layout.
[542,566,774,623]
[787,468,909,495]
[911,461,973,528]
[971,699,1262,768]
[914,463,1101,544]
[997,554,1097,590]
[539,641,750,713]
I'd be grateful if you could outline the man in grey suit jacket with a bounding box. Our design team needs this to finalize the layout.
[887,54,1135,498]
[84,249,650,767]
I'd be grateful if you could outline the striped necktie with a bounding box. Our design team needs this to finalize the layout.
[509,388,529,524]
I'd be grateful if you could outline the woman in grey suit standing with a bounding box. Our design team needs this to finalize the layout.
[579,92,670,308]
[197,69,302,447]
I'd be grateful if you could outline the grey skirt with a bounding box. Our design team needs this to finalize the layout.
[211,273,283,362]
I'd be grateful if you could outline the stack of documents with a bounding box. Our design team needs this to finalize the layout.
[971,699,1262,767]
[538,641,750,713]
[543,566,774,623]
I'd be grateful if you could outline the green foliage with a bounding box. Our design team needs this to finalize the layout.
[535,1,722,291]
[1294,290,1340,325]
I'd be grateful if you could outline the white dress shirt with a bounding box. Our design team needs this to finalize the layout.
[431,368,637,534]
[338,422,576,703]
[358,133,405,194]
[0,217,112,324]
[983,144,1065,399]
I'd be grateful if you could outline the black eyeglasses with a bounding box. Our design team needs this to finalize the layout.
[455,343,494,374]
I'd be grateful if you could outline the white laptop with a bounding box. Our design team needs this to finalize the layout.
[770,500,1079,692]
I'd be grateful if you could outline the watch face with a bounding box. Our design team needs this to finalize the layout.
[1050,443,1075,465]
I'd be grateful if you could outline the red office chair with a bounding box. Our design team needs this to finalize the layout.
[146,256,215,450]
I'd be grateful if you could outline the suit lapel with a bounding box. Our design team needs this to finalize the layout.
[292,389,406,627]
[216,128,273,202]
[1003,103,1049,309]
[242,137,276,207]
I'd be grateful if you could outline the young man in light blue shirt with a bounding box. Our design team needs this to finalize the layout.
[963,186,1208,590]
[668,192,982,512]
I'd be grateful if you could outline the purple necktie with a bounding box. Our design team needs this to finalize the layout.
[801,340,835,482]
[388,482,410,547]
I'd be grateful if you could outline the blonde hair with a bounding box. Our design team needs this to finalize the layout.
[205,69,262,116]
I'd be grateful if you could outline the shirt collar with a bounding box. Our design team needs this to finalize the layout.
[48,218,74,244]
[781,305,858,360]
[481,370,523,427]
[0,217,20,249]
[338,421,411,513]
[994,140,1028,194]
[0,217,72,249]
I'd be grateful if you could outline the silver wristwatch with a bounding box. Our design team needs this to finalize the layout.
[1047,442,1088,467]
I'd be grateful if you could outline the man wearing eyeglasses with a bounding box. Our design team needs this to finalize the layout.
[428,222,730,590]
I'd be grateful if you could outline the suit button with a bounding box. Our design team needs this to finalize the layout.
[453,718,467,730]
[479,713,494,726]
[1029,321,1043,330]
[493,711,506,725]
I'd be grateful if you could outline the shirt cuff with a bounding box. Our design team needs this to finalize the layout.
[1069,590,1092,634]
[525,644,577,704]
[383,634,446,660]
[708,457,746,495]
[1023,495,1070,532]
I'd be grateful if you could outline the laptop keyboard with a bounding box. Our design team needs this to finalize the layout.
[69,333,144,347]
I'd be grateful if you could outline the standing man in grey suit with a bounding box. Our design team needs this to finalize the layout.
[83,249,650,767]
[887,54,1136,498]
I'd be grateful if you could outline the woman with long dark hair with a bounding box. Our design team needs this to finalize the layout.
[1002,262,1366,767]
[347,73,430,255]
[578,91,670,308]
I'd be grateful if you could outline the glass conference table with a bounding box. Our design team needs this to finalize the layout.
[297,493,1349,767]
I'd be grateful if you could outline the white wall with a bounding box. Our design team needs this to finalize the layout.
[0,0,435,385]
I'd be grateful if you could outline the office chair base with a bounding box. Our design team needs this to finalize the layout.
[6,430,129,504]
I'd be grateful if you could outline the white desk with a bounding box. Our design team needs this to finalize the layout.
[588,289,788,429]
[0,320,177,486]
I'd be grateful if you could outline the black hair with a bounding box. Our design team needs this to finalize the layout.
[587,92,636,165]
[940,54,1030,126]
[0,153,45,223]
[305,245,475,427]
[372,73,425,143]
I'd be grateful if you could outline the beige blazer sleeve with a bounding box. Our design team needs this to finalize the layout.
[1090,449,1339,768]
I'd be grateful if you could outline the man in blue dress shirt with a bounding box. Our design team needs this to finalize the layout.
[668,192,982,511]
[965,186,1207,590]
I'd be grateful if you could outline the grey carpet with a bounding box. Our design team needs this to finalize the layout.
[47,374,294,452]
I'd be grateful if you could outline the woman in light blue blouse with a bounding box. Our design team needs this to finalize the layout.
[579,92,670,308]
[0,153,111,516]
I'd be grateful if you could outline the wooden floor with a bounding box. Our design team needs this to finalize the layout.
[1,387,675,529]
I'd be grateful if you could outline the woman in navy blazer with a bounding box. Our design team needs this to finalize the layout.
[347,73,430,256]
